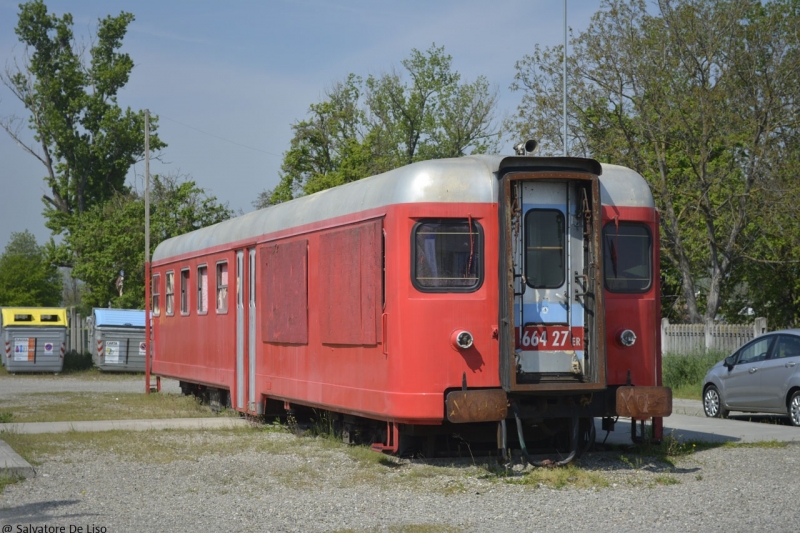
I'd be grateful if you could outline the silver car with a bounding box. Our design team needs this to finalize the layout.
[702,330,800,426]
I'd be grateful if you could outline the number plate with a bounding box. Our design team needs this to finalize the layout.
[515,326,584,351]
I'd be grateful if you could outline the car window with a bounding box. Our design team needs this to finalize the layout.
[736,336,774,364]
[772,335,800,359]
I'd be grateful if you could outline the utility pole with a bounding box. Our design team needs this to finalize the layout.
[145,109,152,394]
[563,0,568,157]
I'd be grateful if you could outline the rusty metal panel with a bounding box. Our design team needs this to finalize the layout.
[616,386,673,418]
[446,389,508,423]
[260,239,308,344]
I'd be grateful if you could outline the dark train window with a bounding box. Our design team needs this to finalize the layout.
[413,219,483,292]
[603,222,652,293]
[525,209,565,288]
[180,268,190,315]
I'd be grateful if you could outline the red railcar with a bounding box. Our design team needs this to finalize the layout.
[151,153,671,458]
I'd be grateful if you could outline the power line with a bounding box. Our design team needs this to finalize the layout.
[159,114,282,157]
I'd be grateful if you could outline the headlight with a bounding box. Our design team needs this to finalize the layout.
[619,329,637,347]
[451,330,474,350]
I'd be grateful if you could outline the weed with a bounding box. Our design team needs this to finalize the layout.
[504,464,610,489]
[0,412,12,424]
[695,474,703,480]
[309,409,340,441]
[0,474,22,493]
[653,474,680,486]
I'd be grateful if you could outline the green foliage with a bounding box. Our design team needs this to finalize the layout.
[256,44,499,207]
[1,0,165,244]
[0,230,62,306]
[508,0,800,324]
[62,350,93,373]
[63,174,232,310]
[662,350,726,399]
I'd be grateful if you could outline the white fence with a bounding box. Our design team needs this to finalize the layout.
[661,317,767,355]
[66,307,89,354]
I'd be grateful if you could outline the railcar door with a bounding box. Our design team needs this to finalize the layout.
[499,163,605,392]
[235,248,258,413]
[235,250,245,411]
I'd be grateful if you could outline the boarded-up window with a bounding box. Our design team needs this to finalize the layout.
[260,239,308,344]
[319,219,383,345]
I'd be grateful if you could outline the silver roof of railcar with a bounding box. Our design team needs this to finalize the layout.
[153,155,653,262]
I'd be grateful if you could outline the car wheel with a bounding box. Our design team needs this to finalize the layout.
[703,385,729,418]
[789,391,800,427]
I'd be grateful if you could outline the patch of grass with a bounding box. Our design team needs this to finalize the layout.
[719,439,788,449]
[0,427,271,465]
[662,349,727,399]
[0,412,12,423]
[0,392,224,423]
[652,474,680,486]
[493,464,610,490]
[0,474,23,493]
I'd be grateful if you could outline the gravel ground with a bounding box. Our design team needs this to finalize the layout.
[1,430,798,533]
[2,376,798,532]
[0,375,181,399]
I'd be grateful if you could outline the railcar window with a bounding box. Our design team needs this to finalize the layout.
[180,269,190,315]
[413,219,482,292]
[197,266,208,314]
[152,274,160,316]
[602,223,652,293]
[165,272,175,315]
[525,209,565,288]
[216,262,228,313]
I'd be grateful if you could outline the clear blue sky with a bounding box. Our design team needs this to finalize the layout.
[0,0,599,253]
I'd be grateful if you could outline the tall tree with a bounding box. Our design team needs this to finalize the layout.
[255,44,499,207]
[64,174,233,310]
[1,1,165,244]
[508,0,800,323]
[0,230,62,306]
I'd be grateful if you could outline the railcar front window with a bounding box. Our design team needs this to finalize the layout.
[603,223,652,293]
[413,219,482,292]
[525,209,565,288]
